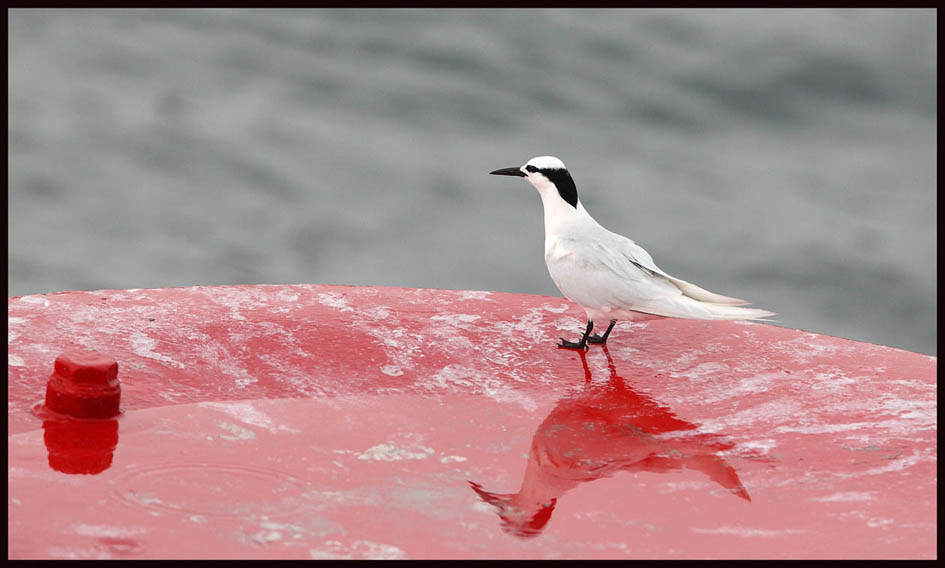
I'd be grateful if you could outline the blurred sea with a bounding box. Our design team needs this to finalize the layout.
[9,9,936,354]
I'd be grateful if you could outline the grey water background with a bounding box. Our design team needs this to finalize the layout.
[9,9,936,355]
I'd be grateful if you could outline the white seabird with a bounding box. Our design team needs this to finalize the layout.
[490,155,775,349]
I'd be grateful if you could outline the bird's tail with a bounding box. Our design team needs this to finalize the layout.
[665,275,750,305]
[632,295,776,321]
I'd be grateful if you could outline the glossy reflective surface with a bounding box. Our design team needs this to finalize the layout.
[470,346,751,538]
[8,285,937,558]
[43,416,120,475]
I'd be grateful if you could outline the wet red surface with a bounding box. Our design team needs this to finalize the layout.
[8,284,937,559]
[470,346,752,541]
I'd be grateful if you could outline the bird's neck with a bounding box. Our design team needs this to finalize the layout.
[510,448,581,511]
[537,188,596,237]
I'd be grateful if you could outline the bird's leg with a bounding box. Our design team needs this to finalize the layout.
[558,320,593,350]
[587,319,617,344]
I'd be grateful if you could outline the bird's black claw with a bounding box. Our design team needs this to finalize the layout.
[587,334,606,344]
[557,338,587,350]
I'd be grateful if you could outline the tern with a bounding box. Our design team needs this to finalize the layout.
[490,156,775,350]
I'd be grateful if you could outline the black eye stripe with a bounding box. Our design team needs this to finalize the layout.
[526,166,578,209]
[544,169,578,209]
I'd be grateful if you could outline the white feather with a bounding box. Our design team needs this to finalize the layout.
[525,156,567,170]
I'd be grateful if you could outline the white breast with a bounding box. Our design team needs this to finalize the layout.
[544,236,606,309]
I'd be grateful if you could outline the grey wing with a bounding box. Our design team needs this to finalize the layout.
[595,229,751,306]
[580,236,680,307]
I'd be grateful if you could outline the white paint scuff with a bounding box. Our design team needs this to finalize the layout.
[691,525,805,538]
[356,443,434,461]
[458,290,492,301]
[200,401,300,433]
[217,421,256,441]
[74,524,146,538]
[813,492,876,502]
[439,455,467,463]
[381,365,404,377]
[317,293,354,312]
[18,296,49,308]
[247,518,311,544]
[428,364,538,412]
[130,331,184,368]
[309,540,407,560]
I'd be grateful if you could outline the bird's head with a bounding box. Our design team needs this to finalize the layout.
[490,156,579,209]
[468,481,557,538]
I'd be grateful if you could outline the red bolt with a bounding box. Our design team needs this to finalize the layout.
[44,349,121,419]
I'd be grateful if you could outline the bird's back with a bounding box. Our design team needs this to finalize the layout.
[545,212,774,321]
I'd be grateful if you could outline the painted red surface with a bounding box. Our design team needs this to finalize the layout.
[7,284,937,559]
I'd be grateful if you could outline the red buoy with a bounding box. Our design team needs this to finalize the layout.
[43,349,121,419]
[8,285,937,559]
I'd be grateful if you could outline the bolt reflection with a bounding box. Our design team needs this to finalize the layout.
[43,417,119,475]
[469,346,749,538]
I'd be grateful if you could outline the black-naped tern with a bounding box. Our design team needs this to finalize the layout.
[490,156,775,350]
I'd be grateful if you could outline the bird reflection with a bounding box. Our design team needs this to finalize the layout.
[469,346,749,538]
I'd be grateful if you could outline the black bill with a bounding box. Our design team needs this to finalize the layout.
[489,167,526,177]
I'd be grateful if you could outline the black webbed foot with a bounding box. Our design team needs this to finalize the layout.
[557,337,588,350]
[586,319,617,345]
[556,320,594,350]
